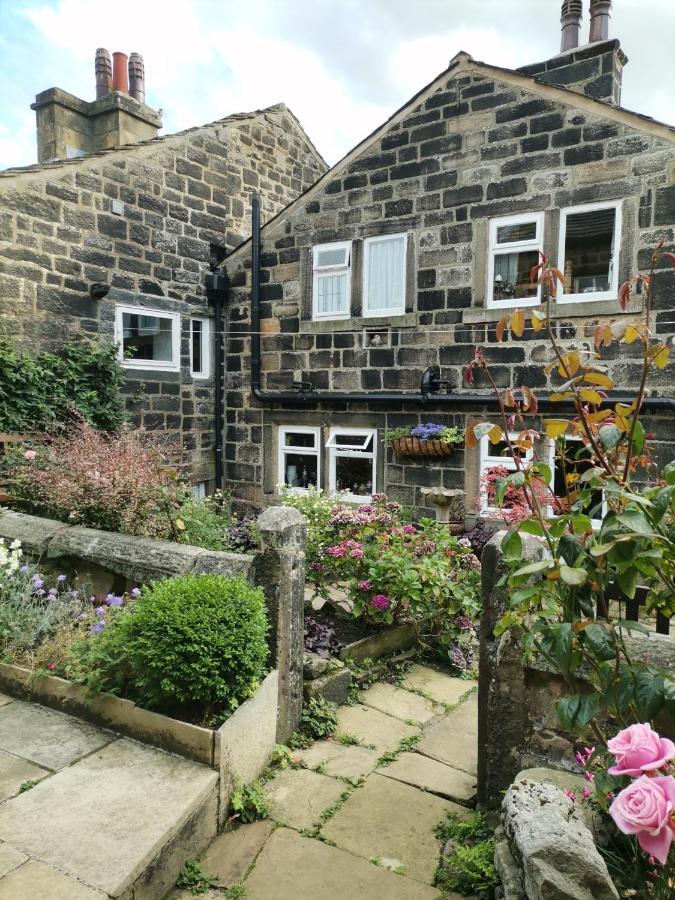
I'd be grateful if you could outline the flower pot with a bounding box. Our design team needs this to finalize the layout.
[390,437,456,459]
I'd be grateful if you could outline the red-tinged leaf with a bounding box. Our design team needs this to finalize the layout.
[496,316,509,343]
[511,309,525,337]
[463,365,474,385]
[521,385,538,416]
[529,262,541,282]
[663,252,675,272]
[618,281,632,311]
[503,388,516,408]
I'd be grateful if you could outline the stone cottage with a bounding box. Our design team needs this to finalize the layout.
[223,0,675,519]
[0,48,326,488]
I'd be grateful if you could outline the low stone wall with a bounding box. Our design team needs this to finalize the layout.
[0,505,306,743]
[477,532,675,809]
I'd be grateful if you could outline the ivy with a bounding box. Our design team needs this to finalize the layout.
[0,335,126,432]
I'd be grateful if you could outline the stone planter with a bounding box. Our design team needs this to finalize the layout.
[339,622,417,663]
[0,661,278,826]
[390,437,458,459]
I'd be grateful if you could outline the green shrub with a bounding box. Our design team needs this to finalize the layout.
[277,486,335,568]
[71,575,269,722]
[230,781,270,823]
[288,695,338,748]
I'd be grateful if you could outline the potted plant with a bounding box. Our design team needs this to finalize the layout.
[386,423,464,459]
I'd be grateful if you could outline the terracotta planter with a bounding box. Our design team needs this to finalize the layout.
[390,437,457,458]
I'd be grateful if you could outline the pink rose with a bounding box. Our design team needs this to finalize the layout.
[607,724,675,776]
[609,775,675,865]
[24,450,36,461]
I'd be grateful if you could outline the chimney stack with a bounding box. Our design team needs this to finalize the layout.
[128,53,145,103]
[560,1,583,52]
[95,48,112,99]
[589,0,612,42]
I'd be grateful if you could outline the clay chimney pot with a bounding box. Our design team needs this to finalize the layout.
[112,51,129,93]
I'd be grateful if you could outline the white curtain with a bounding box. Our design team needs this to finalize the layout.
[366,237,405,312]
[317,272,347,315]
[494,252,518,285]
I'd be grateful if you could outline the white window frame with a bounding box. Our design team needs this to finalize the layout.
[487,212,544,309]
[190,317,211,379]
[328,427,377,504]
[277,426,321,495]
[479,432,534,516]
[548,436,607,528]
[192,481,207,500]
[557,200,622,303]
[115,304,181,372]
[363,232,407,318]
[312,241,352,321]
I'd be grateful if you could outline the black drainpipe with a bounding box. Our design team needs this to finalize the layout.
[244,194,675,414]
[205,269,227,488]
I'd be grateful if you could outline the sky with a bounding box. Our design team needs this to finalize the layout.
[0,0,673,171]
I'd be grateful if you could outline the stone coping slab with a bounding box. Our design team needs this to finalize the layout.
[0,663,277,775]
[340,623,417,663]
[243,826,441,900]
[0,737,218,897]
[322,772,459,884]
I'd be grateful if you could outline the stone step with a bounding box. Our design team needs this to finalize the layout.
[0,699,218,899]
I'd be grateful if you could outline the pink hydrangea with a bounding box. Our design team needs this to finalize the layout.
[370,594,390,611]
[607,724,675,776]
[609,774,675,865]
[402,524,416,534]
[357,580,372,591]
[24,450,36,461]
[326,545,345,558]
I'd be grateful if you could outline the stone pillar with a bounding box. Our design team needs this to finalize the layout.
[253,506,306,743]
[477,531,544,809]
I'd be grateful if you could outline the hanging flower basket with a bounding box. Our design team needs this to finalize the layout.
[390,437,456,459]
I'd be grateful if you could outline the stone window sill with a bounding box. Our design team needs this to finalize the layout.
[300,313,417,333]
[462,297,642,324]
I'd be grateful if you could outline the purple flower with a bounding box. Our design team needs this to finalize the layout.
[130,587,141,597]
[450,644,468,672]
[19,565,30,574]
[35,589,46,597]
[454,615,474,632]
[410,422,444,441]
[32,576,44,590]
[89,620,105,635]
[95,606,106,618]
[107,595,123,607]
[371,594,390,611]
[357,580,372,591]
[402,524,416,534]
[57,574,67,583]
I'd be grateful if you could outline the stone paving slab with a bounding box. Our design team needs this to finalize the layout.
[0,859,107,899]
[418,694,478,775]
[0,844,27,880]
[199,820,272,887]
[0,701,114,771]
[0,751,49,804]
[0,696,12,708]
[294,740,381,780]
[263,768,346,831]
[378,751,477,804]
[402,664,476,707]
[0,737,217,896]
[360,682,439,723]
[335,704,418,752]
[322,772,457,884]
[244,826,441,899]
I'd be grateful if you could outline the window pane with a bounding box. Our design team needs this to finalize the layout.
[191,320,203,373]
[366,237,405,312]
[283,432,316,449]
[496,221,537,244]
[563,208,615,294]
[317,272,348,315]
[122,312,173,361]
[334,455,373,495]
[316,247,347,268]
[492,249,539,302]
[328,433,373,450]
[283,452,318,489]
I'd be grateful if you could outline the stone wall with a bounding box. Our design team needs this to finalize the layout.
[223,51,675,515]
[0,105,326,483]
[477,532,675,809]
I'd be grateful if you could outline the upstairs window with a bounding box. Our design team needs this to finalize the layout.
[115,305,180,372]
[558,201,621,302]
[190,317,211,379]
[278,427,320,493]
[363,233,407,317]
[327,428,377,503]
[487,213,543,308]
[312,241,351,320]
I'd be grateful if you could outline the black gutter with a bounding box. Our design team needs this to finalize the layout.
[246,194,675,414]
[205,270,227,488]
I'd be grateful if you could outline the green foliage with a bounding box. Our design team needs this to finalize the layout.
[176,860,213,895]
[385,425,465,445]
[277,486,335,571]
[224,884,246,899]
[376,732,421,767]
[230,781,270,823]
[0,334,126,432]
[436,811,491,844]
[437,841,498,895]
[70,575,268,722]
[288,696,338,749]
[19,779,38,793]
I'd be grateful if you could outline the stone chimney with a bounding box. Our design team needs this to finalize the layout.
[31,49,162,163]
[518,0,626,106]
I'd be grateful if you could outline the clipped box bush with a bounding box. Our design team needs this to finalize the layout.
[72,574,269,724]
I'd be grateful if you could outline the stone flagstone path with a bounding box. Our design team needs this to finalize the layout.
[173,663,478,900]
